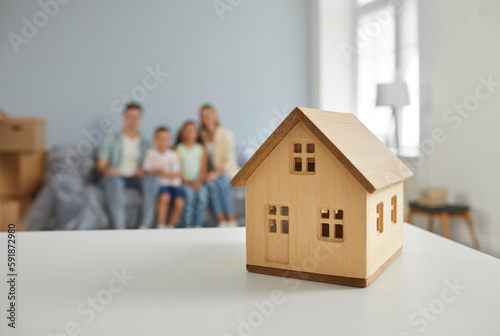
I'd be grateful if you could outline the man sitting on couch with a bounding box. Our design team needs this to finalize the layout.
[97,102,157,229]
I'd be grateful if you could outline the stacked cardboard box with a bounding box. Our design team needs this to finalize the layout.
[419,188,447,207]
[0,200,29,231]
[0,109,46,231]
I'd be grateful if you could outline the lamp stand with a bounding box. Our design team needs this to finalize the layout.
[392,107,400,154]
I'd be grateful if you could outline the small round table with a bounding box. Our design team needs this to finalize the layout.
[406,202,479,248]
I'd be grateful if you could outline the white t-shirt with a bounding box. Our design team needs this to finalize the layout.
[118,135,140,177]
[143,148,182,187]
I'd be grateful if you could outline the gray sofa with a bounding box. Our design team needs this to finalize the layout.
[24,145,245,230]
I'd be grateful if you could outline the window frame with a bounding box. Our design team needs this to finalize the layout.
[290,141,316,175]
[391,195,397,224]
[266,204,290,235]
[376,202,384,234]
[318,207,344,242]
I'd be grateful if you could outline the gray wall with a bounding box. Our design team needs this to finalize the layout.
[411,0,500,257]
[0,0,309,160]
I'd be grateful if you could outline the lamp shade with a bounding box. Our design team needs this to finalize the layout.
[375,81,410,107]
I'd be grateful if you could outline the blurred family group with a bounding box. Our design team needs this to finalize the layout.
[96,103,239,229]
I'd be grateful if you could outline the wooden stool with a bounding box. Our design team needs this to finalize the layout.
[406,202,479,248]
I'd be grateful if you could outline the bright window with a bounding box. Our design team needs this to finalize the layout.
[355,0,420,157]
[357,0,376,5]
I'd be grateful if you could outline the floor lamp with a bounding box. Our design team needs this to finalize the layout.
[375,81,410,153]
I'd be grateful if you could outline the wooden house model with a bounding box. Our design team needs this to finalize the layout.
[230,107,413,287]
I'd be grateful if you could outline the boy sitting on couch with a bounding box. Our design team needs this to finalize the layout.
[143,127,185,228]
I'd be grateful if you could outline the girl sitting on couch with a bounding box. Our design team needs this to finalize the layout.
[176,121,208,228]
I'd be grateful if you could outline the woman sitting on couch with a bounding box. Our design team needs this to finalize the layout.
[199,104,239,227]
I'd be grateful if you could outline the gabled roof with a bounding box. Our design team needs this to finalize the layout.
[230,107,413,193]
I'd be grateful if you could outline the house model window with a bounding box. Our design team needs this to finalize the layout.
[268,205,289,234]
[391,195,397,224]
[376,202,384,234]
[290,142,315,174]
[319,207,344,242]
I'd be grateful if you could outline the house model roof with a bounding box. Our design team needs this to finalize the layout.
[231,107,413,193]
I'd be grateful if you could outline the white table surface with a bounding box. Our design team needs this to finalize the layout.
[1,224,499,336]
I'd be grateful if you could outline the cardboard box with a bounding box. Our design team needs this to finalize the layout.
[0,151,46,197]
[0,117,45,152]
[419,188,447,207]
[2,197,31,215]
[0,199,27,231]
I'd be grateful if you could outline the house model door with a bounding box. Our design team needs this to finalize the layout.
[265,205,290,264]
